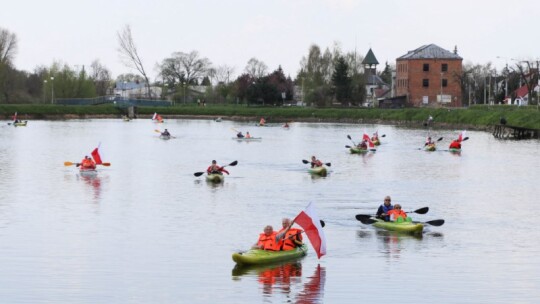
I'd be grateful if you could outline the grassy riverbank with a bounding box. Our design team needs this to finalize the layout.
[1,104,539,130]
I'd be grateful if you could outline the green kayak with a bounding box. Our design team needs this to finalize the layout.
[372,218,424,234]
[308,166,327,176]
[449,148,461,153]
[206,173,224,183]
[232,244,308,265]
[424,144,436,151]
[349,147,368,154]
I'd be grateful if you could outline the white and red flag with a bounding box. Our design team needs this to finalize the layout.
[362,132,375,149]
[91,147,103,164]
[12,112,17,121]
[457,130,467,142]
[152,112,157,120]
[293,202,326,259]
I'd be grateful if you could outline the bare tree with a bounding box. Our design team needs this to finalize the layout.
[90,60,112,96]
[209,65,235,84]
[0,27,17,65]
[244,58,267,78]
[117,25,151,97]
[158,51,211,86]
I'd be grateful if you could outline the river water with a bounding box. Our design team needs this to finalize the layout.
[0,118,539,303]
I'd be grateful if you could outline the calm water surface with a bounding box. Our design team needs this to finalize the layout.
[0,118,539,303]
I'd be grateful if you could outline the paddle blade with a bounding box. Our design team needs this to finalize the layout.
[462,137,469,141]
[100,162,111,167]
[325,163,331,167]
[194,172,205,177]
[320,220,325,228]
[437,137,444,142]
[228,160,238,166]
[381,134,386,137]
[425,219,445,226]
[64,161,75,166]
[355,214,377,224]
[302,159,309,164]
[413,207,429,214]
[347,135,352,140]
[345,145,351,148]
[154,129,161,133]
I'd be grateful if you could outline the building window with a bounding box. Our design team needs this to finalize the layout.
[442,64,448,72]
[423,79,429,87]
[423,64,429,72]
[442,79,448,87]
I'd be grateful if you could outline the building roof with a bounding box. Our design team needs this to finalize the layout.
[514,84,540,98]
[397,44,462,60]
[367,74,387,86]
[362,48,379,65]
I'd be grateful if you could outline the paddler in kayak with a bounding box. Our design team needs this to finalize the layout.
[246,131,252,139]
[425,136,434,146]
[259,117,266,126]
[376,196,394,221]
[387,204,409,222]
[236,131,245,138]
[449,139,461,150]
[276,218,303,251]
[252,225,279,250]
[78,156,96,170]
[310,156,323,168]
[161,129,170,136]
[357,139,368,150]
[207,160,230,175]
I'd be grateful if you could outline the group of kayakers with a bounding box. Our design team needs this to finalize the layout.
[236,131,252,138]
[252,218,303,251]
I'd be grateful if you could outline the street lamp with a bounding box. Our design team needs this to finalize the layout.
[182,82,186,104]
[123,81,127,99]
[50,76,54,104]
[43,80,47,103]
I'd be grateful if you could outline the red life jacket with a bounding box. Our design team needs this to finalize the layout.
[257,232,279,251]
[449,141,461,149]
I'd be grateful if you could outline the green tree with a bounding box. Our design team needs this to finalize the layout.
[331,56,351,104]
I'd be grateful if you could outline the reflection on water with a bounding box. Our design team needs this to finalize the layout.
[232,262,325,303]
[78,174,103,200]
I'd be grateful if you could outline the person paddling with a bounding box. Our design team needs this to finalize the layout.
[246,131,251,139]
[207,160,229,175]
[358,139,368,150]
[376,196,394,221]
[310,156,323,168]
[79,156,96,170]
[237,131,245,138]
[161,129,170,136]
[449,139,461,149]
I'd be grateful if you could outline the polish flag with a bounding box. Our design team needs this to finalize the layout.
[362,132,375,149]
[457,130,467,142]
[91,147,103,164]
[12,112,17,121]
[152,112,157,120]
[156,114,163,122]
[293,202,326,259]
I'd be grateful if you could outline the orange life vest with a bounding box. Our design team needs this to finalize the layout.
[81,158,96,169]
[388,209,407,221]
[279,228,303,251]
[257,232,279,251]
[449,141,461,149]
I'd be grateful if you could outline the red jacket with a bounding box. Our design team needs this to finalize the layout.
[256,232,279,251]
[449,140,461,149]
[207,165,229,175]
[278,227,303,251]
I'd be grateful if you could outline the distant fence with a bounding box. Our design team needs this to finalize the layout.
[56,96,171,107]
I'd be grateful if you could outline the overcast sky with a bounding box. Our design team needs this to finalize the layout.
[2,0,538,80]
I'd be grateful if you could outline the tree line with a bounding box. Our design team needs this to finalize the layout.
[1,25,538,106]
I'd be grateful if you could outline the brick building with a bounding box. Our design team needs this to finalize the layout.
[395,44,463,107]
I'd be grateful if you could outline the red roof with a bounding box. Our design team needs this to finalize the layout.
[514,85,529,98]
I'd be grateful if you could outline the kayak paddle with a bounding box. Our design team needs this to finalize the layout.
[347,134,357,146]
[64,161,110,167]
[302,159,331,167]
[355,207,429,220]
